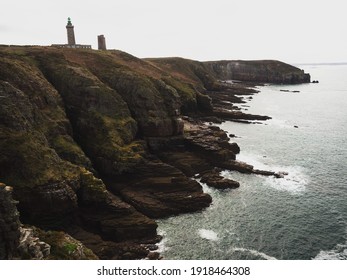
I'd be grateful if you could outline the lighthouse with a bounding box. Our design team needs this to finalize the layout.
[51,18,91,49]
[66,17,76,46]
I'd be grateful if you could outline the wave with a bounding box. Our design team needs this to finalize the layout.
[313,225,347,260]
[313,243,347,260]
[198,229,219,241]
[229,247,277,260]
[230,152,309,194]
[155,229,170,253]
[264,166,309,194]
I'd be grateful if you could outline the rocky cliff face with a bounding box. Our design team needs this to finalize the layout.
[0,183,21,259]
[0,46,310,259]
[0,47,213,259]
[0,183,96,259]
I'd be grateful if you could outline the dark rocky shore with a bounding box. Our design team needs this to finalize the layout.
[0,46,310,259]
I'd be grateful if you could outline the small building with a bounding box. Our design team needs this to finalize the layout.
[97,35,107,50]
[51,18,91,49]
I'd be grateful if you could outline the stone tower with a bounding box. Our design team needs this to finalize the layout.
[98,35,106,50]
[66,17,76,45]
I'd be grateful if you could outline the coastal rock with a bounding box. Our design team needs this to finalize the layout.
[78,171,157,242]
[0,183,50,260]
[0,183,97,260]
[145,135,185,152]
[200,170,240,189]
[198,116,223,123]
[274,171,289,178]
[252,169,289,178]
[33,228,98,260]
[17,227,51,259]
[252,169,276,176]
[147,251,161,260]
[213,110,271,122]
[108,160,212,218]
[280,89,300,93]
[221,160,254,173]
[196,92,213,112]
[155,121,242,178]
[14,180,79,228]
[184,121,239,164]
[67,226,157,260]
[158,151,211,177]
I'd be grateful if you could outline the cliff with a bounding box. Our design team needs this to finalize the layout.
[0,46,310,259]
[204,60,311,84]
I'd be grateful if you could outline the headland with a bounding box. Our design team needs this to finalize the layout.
[0,46,310,259]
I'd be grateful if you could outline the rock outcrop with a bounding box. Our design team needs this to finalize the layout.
[200,169,240,190]
[0,183,97,260]
[0,183,50,260]
[0,183,21,259]
[108,160,212,218]
[17,227,51,259]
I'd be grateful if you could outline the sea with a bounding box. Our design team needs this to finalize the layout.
[156,64,347,260]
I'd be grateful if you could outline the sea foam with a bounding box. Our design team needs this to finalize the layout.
[230,247,277,260]
[198,229,219,241]
[313,226,347,260]
[155,230,169,253]
[234,152,309,194]
[313,243,347,260]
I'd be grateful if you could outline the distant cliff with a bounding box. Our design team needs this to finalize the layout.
[0,46,310,259]
[204,60,310,84]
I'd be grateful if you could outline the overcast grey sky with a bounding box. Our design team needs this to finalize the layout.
[1,0,346,63]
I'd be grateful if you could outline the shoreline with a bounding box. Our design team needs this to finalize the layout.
[154,70,347,260]
[151,81,291,259]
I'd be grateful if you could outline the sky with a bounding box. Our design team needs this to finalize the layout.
[1,0,346,63]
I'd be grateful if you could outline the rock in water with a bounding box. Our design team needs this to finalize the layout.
[200,170,240,189]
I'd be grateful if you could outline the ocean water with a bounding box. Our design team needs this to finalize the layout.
[156,64,347,260]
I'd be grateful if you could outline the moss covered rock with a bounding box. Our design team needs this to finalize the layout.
[34,228,98,260]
